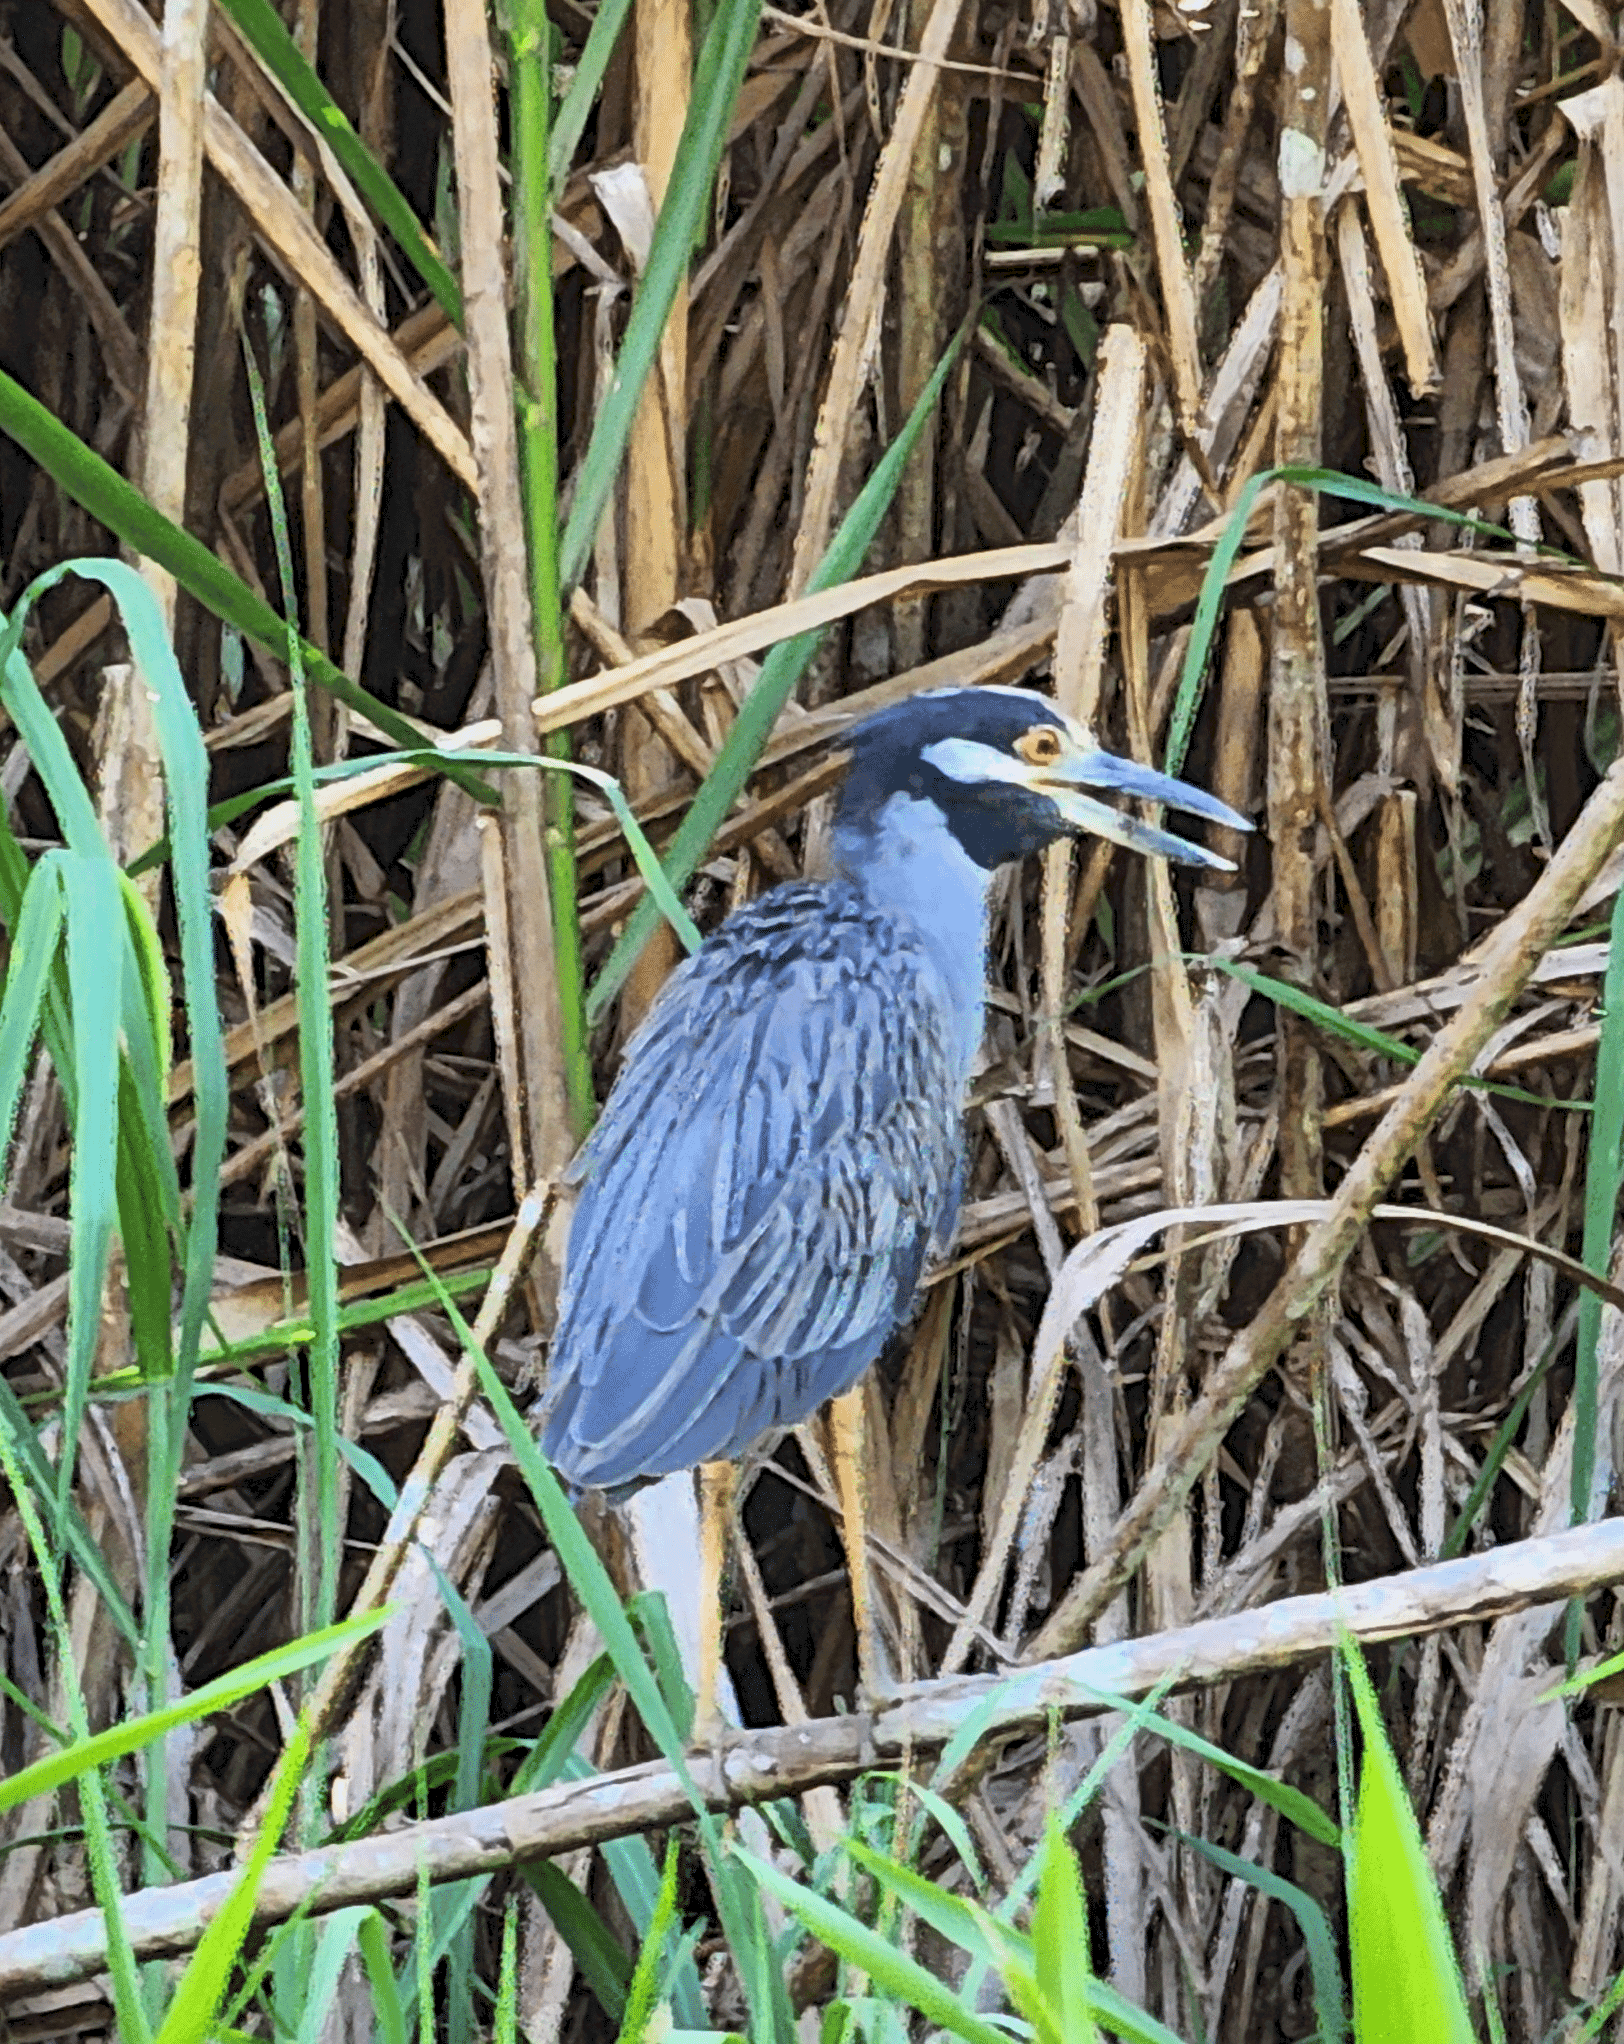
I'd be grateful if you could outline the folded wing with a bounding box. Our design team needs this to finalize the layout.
[539,889,964,1490]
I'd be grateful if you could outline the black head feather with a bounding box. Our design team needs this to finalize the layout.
[834,687,1073,871]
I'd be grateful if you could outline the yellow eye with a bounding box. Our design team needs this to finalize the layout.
[1015,724,1065,768]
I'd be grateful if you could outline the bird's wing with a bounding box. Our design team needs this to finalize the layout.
[540,897,964,1487]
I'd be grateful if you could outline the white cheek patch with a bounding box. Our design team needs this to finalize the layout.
[920,736,1033,788]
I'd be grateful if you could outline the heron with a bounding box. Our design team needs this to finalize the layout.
[539,684,1250,1718]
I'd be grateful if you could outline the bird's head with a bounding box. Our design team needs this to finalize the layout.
[832,685,1251,874]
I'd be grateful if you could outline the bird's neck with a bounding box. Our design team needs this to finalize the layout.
[832,792,992,1077]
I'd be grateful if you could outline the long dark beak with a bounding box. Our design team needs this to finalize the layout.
[1034,746,1253,871]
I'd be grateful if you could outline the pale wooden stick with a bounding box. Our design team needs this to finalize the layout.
[8,1519,1624,1994]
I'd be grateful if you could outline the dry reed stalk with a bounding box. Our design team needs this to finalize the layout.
[445,0,573,1194]
[1031,749,1624,1659]
[617,0,693,1026]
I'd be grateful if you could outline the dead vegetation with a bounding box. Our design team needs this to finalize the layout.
[3,0,1624,2035]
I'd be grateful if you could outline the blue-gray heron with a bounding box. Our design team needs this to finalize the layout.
[540,685,1249,1708]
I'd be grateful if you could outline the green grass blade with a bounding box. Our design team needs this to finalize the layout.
[1176,1830,1347,2043]
[89,580,234,1880]
[0,1374,137,1644]
[513,1762,699,2026]
[0,1665,64,1749]
[1209,955,1580,1116]
[1078,1682,1341,1848]
[357,1908,409,2044]
[0,567,191,1407]
[507,1652,617,1793]
[119,870,175,1110]
[520,1859,633,2022]
[0,601,117,852]
[39,559,230,1371]
[548,0,636,192]
[876,1771,983,1888]
[0,1610,389,1814]
[1163,464,1545,783]
[401,1245,697,1786]
[495,1897,520,2044]
[112,1076,177,1392]
[557,0,762,591]
[1443,1300,1577,1560]
[1568,1966,1624,2044]
[221,1894,328,2040]
[215,0,462,324]
[184,1266,489,1372]
[57,854,125,1533]
[37,560,234,1894]
[1213,956,1426,1065]
[845,1840,1183,2044]
[0,857,65,1170]
[0,1416,152,2043]
[339,1654,643,2019]
[628,1591,698,1744]
[937,1662,1180,2028]
[1545,1636,1624,1700]
[419,1557,492,2044]
[291,1908,374,2044]
[0,368,488,791]
[587,326,965,1019]
[60,881,176,1406]
[243,328,343,1635]
[196,1383,401,1517]
[616,1837,683,2043]
[595,1804,707,2031]
[324,1676,584,1839]
[507,0,593,1134]
[152,1710,318,2044]
[1269,464,1549,541]
[1031,1817,1095,2044]
[571,759,703,953]
[1162,467,1270,783]
[1573,887,1624,1564]
[1342,1635,1473,2044]
[736,1848,1011,2044]
[3,577,186,1066]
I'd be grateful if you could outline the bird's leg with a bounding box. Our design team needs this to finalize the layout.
[693,1458,736,1743]
[829,1385,892,1703]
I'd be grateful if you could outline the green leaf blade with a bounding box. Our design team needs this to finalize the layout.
[586,327,965,1020]
[1031,1817,1095,2044]
[1344,1639,1474,2044]
[0,1610,390,1815]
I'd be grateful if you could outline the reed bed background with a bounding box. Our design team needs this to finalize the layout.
[2,0,1624,2036]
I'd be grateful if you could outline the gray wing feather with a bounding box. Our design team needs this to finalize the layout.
[539,900,963,1490]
